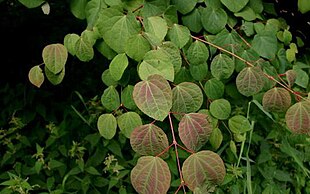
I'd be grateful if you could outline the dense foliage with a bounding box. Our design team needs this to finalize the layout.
[1,0,310,194]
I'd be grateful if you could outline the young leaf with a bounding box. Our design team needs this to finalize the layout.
[117,112,142,138]
[178,113,212,151]
[204,78,225,100]
[171,82,203,118]
[182,150,226,191]
[201,6,227,34]
[97,113,117,139]
[220,0,249,12]
[210,54,235,80]
[133,74,172,121]
[42,44,68,74]
[236,66,265,97]
[28,65,44,88]
[285,101,310,134]
[262,87,291,112]
[167,24,190,48]
[228,115,251,134]
[131,156,171,194]
[186,40,209,66]
[109,53,129,81]
[101,86,120,111]
[210,99,231,120]
[130,124,169,157]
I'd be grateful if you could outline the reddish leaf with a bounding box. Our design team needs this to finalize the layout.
[262,87,291,112]
[131,156,171,194]
[182,150,226,191]
[236,66,264,97]
[178,113,212,151]
[130,124,169,157]
[133,74,172,121]
[285,101,310,134]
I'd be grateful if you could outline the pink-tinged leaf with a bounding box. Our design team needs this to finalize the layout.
[178,113,212,151]
[28,65,44,88]
[42,43,68,74]
[131,156,171,194]
[285,69,297,88]
[182,150,226,191]
[130,124,169,157]
[285,101,310,134]
[262,87,291,112]
[236,66,264,97]
[171,82,203,120]
[133,74,172,121]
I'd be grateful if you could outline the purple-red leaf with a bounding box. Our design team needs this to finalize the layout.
[285,101,310,134]
[178,113,212,151]
[182,150,226,191]
[262,87,291,112]
[133,74,172,121]
[131,156,171,194]
[130,124,169,157]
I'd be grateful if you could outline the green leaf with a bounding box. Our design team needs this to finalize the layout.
[44,66,65,85]
[75,38,94,62]
[80,29,98,46]
[210,99,231,120]
[167,24,190,48]
[204,78,225,100]
[163,5,178,25]
[131,156,171,194]
[28,65,44,88]
[285,101,310,134]
[141,0,169,18]
[210,54,235,80]
[209,127,223,150]
[182,8,203,33]
[125,34,151,62]
[235,49,260,72]
[101,69,118,86]
[189,62,208,81]
[298,0,310,14]
[220,0,249,12]
[172,0,196,14]
[171,82,203,118]
[158,41,182,74]
[85,0,107,29]
[42,44,68,74]
[96,40,117,60]
[182,151,226,191]
[133,74,172,121]
[249,0,263,13]
[18,0,44,8]
[212,29,242,53]
[228,115,251,134]
[293,66,309,88]
[262,87,291,112]
[234,6,256,21]
[145,16,168,43]
[138,50,174,82]
[109,53,129,81]
[252,32,277,59]
[186,40,209,66]
[201,7,227,34]
[101,86,120,111]
[64,33,79,56]
[117,112,142,138]
[97,114,117,139]
[97,9,140,53]
[178,113,212,151]
[70,0,87,19]
[130,124,169,157]
[236,66,265,97]
[121,85,137,110]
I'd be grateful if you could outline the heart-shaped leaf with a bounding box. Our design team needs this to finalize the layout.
[157,41,182,74]
[145,16,168,43]
[131,156,171,194]
[44,66,65,85]
[204,78,225,100]
[167,24,190,48]
[210,99,231,120]
[130,124,169,157]
[28,65,44,88]
[101,86,120,111]
[252,32,277,59]
[262,87,291,112]
[97,113,117,139]
[228,115,251,134]
[182,150,226,191]
[117,112,142,138]
[178,113,212,151]
[236,66,265,97]
[125,34,151,62]
[201,7,227,34]
[42,44,68,74]
[285,101,310,134]
[75,37,94,62]
[133,74,172,121]
[186,40,209,66]
[210,54,235,80]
